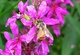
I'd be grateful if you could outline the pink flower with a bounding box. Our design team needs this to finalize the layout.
[47,1,69,25]
[2,0,74,55]
[3,31,26,55]
[52,25,60,36]
[44,0,73,36]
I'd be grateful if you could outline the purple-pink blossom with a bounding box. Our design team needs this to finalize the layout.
[0,0,74,55]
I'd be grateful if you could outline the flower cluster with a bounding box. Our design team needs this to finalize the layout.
[0,0,73,55]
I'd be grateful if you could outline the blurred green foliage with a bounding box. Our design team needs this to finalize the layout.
[0,0,80,55]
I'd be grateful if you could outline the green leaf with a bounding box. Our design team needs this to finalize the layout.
[49,47,55,55]
[61,24,77,55]
[65,15,80,36]
[61,14,78,55]
[73,0,80,15]
[0,34,6,49]
[0,0,19,17]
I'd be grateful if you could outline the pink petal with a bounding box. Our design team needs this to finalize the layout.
[26,26,36,43]
[47,10,53,17]
[56,11,65,26]
[10,22,18,37]
[12,11,18,16]
[45,0,52,4]
[41,41,49,53]
[57,7,69,15]
[20,35,26,42]
[43,18,59,25]
[6,39,17,50]
[33,36,37,42]
[23,1,28,11]
[67,0,74,7]
[69,1,74,7]
[0,49,3,55]
[52,25,60,36]
[6,40,13,49]
[4,32,11,41]
[5,18,16,27]
[20,18,32,26]
[12,11,20,19]
[18,1,24,13]
[61,0,64,2]
[15,43,21,55]
[46,36,53,45]
[38,1,47,18]
[27,5,36,19]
